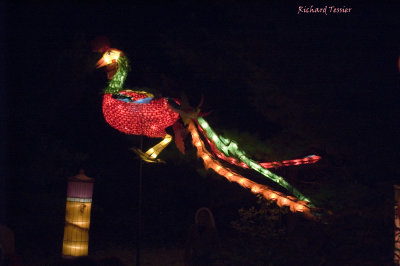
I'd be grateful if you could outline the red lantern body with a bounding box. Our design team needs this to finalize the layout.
[102,90,179,138]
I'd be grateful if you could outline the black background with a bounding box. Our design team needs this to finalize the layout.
[1,1,399,264]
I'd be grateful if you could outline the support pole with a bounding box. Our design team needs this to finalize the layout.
[136,136,143,266]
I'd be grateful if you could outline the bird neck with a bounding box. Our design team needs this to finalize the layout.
[104,56,130,94]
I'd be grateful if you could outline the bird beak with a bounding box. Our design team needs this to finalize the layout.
[96,57,107,68]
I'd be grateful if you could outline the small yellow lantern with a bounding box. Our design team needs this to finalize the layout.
[62,170,94,258]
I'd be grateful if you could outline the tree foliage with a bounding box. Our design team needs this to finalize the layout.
[231,195,288,240]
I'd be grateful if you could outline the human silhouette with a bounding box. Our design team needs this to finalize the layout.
[184,207,221,266]
[0,224,22,266]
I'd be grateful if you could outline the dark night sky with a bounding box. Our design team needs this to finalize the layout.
[3,2,398,174]
[1,0,400,259]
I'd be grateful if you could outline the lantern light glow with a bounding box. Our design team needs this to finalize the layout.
[103,91,179,138]
[95,46,322,221]
[196,117,313,204]
[62,171,94,258]
[188,121,315,219]
[196,120,320,170]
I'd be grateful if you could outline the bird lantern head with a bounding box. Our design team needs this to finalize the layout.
[96,48,123,68]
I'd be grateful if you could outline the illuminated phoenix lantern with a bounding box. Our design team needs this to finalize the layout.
[96,47,179,163]
[95,41,323,219]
